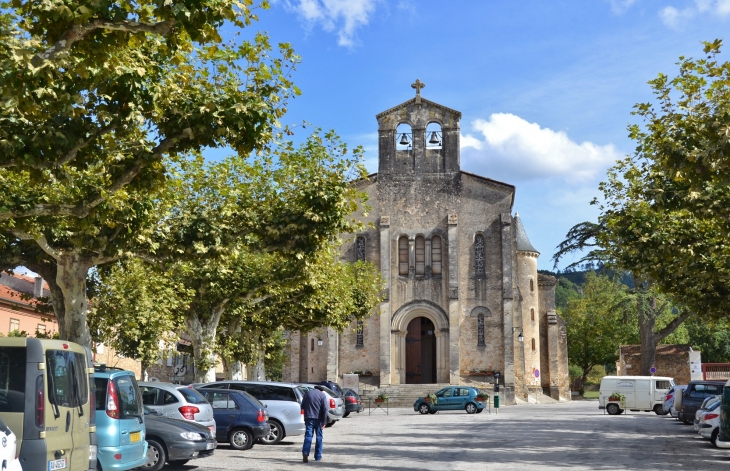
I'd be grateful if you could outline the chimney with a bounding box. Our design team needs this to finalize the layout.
[33,277,44,298]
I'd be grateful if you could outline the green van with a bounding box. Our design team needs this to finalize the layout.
[0,337,97,470]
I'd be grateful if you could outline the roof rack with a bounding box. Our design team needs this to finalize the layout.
[93,363,126,372]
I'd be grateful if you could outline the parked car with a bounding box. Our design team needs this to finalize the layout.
[0,337,97,471]
[694,395,721,431]
[413,386,486,414]
[296,384,345,426]
[139,382,216,434]
[196,388,270,451]
[0,416,22,471]
[94,365,147,471]
[697,397,722,446]
[196,381,304,445]
[663,384,686,415]
[678,380,726,424]
[342,388,364,417]
[142,406,217,470]
[713,378,730,449]
[599,376,674,415]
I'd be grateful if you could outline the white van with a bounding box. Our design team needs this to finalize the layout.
[599,376,674,415]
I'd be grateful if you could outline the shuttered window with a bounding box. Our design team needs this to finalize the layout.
[398,236,409,275]
[432,236,442,275]
[415,236,425,275]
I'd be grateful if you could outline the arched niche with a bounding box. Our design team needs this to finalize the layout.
[426,122,443,149]
[395,122,413,150]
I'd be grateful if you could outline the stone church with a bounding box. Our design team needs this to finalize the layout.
[282,82,570,404]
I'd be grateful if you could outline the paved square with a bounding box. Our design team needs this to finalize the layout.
[169,401,730,470]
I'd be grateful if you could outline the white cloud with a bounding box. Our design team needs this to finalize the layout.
[609,0,638,14]
[286,0,380,47]
[460,113,623,185]
[659,0,730,29]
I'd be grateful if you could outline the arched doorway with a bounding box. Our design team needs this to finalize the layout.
[405,317,437,384]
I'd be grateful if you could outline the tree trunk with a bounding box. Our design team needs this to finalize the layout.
[186,305,226,383]
[55,254,93,347]
[222,357,244,380]
[636,291,694,375]
[26,261,66,339]
[250,349,266,381]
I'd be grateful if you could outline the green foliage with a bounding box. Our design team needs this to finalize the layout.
[88,259,192,371]
[585,365,606,385]
[0,0,299,346]
[568,364,583,385]
[561,272,634,383]
[685,318,730,363]
[555,277,582,314]
[264,329,287,382]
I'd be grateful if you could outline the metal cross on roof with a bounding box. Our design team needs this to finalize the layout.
[411,78,425,104]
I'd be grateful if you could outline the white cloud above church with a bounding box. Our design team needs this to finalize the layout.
[281,0,379,47]
[460,113,623,185]
[659,0,730,29]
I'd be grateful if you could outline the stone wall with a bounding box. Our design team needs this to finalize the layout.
[617,344,694,385]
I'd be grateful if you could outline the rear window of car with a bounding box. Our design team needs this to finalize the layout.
[238,391,265,409]
[0,346,26,412]
[46,349,89,408]
[690,384,723,398]
[114,375,142,418]
[94,378,107,410]
[178,387,208,404]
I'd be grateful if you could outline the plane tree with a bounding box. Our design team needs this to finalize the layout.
[0,0,299,346]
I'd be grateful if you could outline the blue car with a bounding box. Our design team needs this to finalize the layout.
[413,386,486,414]
[94,365,147,470]
[196,389,270,450]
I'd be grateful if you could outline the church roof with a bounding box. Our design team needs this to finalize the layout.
[514,213,539,254]
[375,97,462,120]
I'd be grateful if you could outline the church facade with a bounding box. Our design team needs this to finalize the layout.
[282,84,570,404]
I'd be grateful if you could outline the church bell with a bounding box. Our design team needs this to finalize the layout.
[428,132,440,145]
[399,133,410,146]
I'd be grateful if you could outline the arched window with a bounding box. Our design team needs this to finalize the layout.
[398,236,409,276]
[475,234,485,277]
[311,338,314,352]
[415,236,425,275]
[356,236,366,262]
[396,123,412,150]
[432,235,442,275]
[477,314,485,347]
[530,279,534,292]
[356,320,364,347]
[531,338,536,351]
[531,308,535,321]
[426,122,442,149]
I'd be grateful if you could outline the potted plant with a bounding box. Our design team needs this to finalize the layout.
[425,392,438,405]
[375,393,388,404]
[608,391,624,402]
[475,393,488,402]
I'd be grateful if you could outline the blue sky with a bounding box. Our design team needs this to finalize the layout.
[231,0,730,270]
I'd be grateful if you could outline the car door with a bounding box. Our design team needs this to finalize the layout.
[204,391,238,441]
[436,388,455,409]
[45,348,80,471]
[161,390,181,418]
[455,388,471,408]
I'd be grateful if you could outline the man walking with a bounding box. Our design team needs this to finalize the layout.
[301,386,328,462]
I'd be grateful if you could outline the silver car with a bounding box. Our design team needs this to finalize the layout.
[139,382,216,434]
[197,381,305,445]
[296,384,345,427]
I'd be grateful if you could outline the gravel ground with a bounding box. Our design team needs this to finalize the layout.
[165,400,730,470]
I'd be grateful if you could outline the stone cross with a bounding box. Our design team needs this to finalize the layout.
[411,78,425,104]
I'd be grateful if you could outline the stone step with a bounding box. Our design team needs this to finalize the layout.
[357,384,453,407]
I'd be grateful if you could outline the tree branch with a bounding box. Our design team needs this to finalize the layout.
[8,230,61,260]
[655,310,695,342]
[32,19,177,66]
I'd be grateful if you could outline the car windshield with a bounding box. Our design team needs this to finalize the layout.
[318,386,336,397]
[177,387,208,405]
[114,375,142,419]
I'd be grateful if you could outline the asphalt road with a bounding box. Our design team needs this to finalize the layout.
[165,400,730,470]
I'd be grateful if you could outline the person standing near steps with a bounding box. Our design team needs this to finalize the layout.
[301,386,328,462]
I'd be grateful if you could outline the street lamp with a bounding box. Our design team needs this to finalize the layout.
[512,327,524,343]
[317,337,323,347]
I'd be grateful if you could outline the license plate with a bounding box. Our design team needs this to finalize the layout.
[48,458,67,470]
[130,431,141,443]
[206,442,216,450]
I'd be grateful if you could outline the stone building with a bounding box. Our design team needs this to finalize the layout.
[616,344,703,385]
[282,82,570,404]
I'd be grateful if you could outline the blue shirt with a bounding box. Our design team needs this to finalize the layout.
[301,388,328,423]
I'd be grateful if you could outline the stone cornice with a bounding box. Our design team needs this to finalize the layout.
[376,97,462,120]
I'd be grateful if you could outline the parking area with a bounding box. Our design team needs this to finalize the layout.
[169,400,730,470]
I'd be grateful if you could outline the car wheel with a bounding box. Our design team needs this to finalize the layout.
[168,460,190,467]
[343,411,350,418]
[143,439,166,471]
[682,417,692,425]
[259,420,283,445]
[712,428,720,447]
[325,420,335,428]
[465,403,477,414]
[476,408,483,414]
[652,404,667,415]
[229,428,254,451]
[418,403,430,415]
[606,403,621,415]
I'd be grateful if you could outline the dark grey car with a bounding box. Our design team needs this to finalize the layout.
[142,406,217,471]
